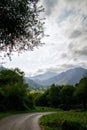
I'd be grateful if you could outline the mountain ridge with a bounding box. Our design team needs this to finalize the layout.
[1,66,87,90]
[27,67,87,87]
[29,71,58,81]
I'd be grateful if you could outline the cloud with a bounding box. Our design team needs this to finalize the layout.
[69,30,82,38]
[58,8,77,23]
[83,16,87,28]
[32,0,87,74]
[73,46,87,56]
[43,0,58,16]
[61,38,87,62]
[4,0,87,76]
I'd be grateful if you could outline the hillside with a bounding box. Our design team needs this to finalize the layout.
[0,66,6,71]
[24,77,43,90]
[28,67,87,87]
[29,71,57,81]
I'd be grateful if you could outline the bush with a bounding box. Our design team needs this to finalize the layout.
[62,120,86,130]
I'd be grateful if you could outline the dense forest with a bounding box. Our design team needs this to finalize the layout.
[0,68,87,112]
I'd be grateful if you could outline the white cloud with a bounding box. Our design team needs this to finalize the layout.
[2,0,87,76]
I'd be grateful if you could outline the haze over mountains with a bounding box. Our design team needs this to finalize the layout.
[30,71,58,81]
[0,66,5,71]
[0,66,87,90]
[25,67,87,89]
[24,77,43,90]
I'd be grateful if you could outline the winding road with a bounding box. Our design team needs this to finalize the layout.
[0,112,50,130]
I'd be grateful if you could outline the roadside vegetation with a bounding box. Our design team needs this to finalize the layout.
[0,68,34,112]
[40,110,87,130]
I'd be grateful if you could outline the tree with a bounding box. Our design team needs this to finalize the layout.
[35,90,49,107]
[0,0,44,56]
[0,68,34,111]
[47,84,61,108]
[59,85,75,110]
[75,77,87,110]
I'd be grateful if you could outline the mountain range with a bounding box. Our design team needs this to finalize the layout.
[29,71,58,81]
[25,67,87,89]
[0,66,87,90]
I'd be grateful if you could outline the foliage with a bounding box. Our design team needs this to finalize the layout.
[34,89,49,107]
[0,68,34,111]
[74,77,87,110]
[0,0,44,56]
[35,84,76,110]
[59,85,75,110]
[35,76,87,110]
[40,110,87,130]
[47,84,61,107]
[1,70,86,112]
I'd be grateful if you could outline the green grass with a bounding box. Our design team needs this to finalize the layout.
[34,107,57,112]
[0,112,13,119]
[40,110,87,130]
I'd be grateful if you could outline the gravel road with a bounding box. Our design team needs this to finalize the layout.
[0,112,50,130]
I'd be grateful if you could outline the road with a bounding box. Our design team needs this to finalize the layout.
[0,112,50,130]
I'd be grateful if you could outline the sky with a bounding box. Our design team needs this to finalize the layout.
[1,0,87,76]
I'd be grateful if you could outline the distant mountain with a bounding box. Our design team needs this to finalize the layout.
[29,71,58,81]
[25,71,58,90]
[24,77,43,90]
[55,67,87,85]
[0,66,5,71]
[38,67,87,86]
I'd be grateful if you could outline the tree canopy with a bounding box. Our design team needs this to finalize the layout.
[75,77,87,109]
[0,68,34,111]
[0,0,44,56]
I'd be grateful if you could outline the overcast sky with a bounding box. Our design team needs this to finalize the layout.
[1,0,87,76]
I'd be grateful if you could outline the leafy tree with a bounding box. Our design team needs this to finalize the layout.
[75,77,87,110]
[0,68,34,111]
[59,85,75,110]
[0,0,44,56]
[35,90,49,107]
[0,68,24,86]
[47,84,61,108]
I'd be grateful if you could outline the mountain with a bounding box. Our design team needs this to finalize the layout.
[55,67,87,85]
[0,66,5,71]
[24,77,43,90]
[38,67,87,86]
[25,71,58,90]
[29,71,58,81]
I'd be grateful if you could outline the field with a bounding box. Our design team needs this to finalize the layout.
[40,110,87,130]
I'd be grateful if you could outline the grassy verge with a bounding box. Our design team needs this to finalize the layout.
[33,107,57,112]
[40,110,87,130]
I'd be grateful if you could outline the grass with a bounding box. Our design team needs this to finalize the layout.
[40,110,87,130]
[0,112,13,119]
